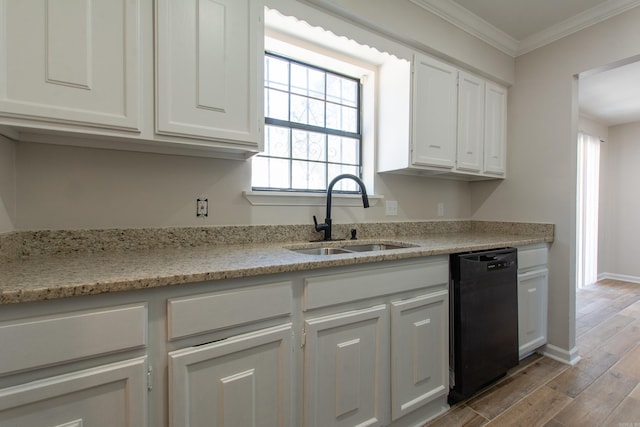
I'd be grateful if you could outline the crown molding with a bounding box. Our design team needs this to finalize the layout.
[409,0,519,56]
[518,0,640,55]
[410,0,640,57]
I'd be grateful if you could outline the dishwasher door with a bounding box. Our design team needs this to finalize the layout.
[449,248,518,404]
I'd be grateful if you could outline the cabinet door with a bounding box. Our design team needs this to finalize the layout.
[0,0,140,131]
[483,82,507,176]
[156,0,263,146]
[390,291,448,421]
[411,54,457,169]
[518,269,548,357]
[0,357,147,427]
[456,72,484,173]
[304,305,389,427]
[169,324,292,427]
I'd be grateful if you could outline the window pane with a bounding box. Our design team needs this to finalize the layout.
[326,103,358,132]
[291,63,325,99]
[292,130,325,161]
[327,74,358,107]
[265,56,289,91]
[290,94,325,127]
[265,88,289,121]
[328,164,359,191]
[252,156,290,189]
[328,136,359,165]
[264,125,290,157]
[292,160,326,190]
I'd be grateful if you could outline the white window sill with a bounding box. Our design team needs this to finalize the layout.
[243,190,383,207]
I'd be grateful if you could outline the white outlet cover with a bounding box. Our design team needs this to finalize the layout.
[385,200,398,216]
[197,199,208,217]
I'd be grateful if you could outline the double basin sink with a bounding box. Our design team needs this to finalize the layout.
[287,241,418,256]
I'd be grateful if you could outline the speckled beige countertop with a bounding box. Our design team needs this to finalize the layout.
[0,221,553,304]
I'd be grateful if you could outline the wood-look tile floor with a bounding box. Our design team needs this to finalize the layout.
[424,279,640,427]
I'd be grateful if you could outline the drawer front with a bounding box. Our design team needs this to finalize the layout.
[0,357,146,426]
[168,281,292,340]
[0,303,147,376]
[304,257,448,311]
[517,245,548,271]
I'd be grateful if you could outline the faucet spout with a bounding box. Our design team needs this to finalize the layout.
[313,174,369,241]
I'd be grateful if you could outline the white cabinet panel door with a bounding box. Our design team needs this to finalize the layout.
[156,0,263,146]
[304,305,389,427]
[169,324,292,427]
[518,269,548,357]
[456,72,484,173]
[0,357,147,427]
[0,0,141,130]
[483,82,507,176]
[390,291,448,420]
[411,54,457,169]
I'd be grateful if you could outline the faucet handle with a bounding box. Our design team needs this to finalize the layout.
[313,215,329,232]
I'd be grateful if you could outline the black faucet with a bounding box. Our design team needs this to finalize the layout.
[313,174,370,241]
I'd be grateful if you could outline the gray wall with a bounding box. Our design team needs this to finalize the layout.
[599,121,640,281]
[470,8,640,360]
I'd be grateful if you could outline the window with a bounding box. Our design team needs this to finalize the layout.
[252,53,362,193]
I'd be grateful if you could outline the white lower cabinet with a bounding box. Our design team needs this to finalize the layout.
[0,357,147,427]
[390,291,448,421]
[517,245,549,358]
[304,305,389,427]
[0,257,450,427]
[169,324,293,427]
[302,257,450,426]
[518,269,549,357]
[0,302,148,426]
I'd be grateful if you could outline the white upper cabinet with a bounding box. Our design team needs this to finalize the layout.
[456,72,484,173]
[0,0,141,131]
[378,53,507,180]
[484,82,507,176]
[411,54,458,169]
[156,0,263,148]
[0,0,264,159]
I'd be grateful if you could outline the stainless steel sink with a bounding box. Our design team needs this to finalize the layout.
[289,247,353,255]
[344,243,410,252]
[286,241,417,255]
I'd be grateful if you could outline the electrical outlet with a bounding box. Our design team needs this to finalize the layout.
[197,199,208,217]
[385,200,398,216]
[437,202,444,217]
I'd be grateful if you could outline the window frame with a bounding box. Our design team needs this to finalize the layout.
[253,51,364,194]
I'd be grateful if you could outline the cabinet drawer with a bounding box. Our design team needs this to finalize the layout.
[167,281,292,340]
[518,245,548,271]
[0,303,147,376]
[0,357,146,426]
[304,257,448,311]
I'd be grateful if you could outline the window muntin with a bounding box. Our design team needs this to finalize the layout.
[252,53,362,193]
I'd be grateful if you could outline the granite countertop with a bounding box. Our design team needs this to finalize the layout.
[0,221,554,304]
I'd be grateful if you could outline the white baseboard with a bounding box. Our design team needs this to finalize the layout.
[597,272,640,284]
[542,344,581,366]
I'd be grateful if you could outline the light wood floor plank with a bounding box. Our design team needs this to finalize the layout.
[467,358,567,420]
[546,348,619,397]
[484,385,572,427]
[551,371,638,427]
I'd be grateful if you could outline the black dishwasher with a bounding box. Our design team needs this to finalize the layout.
[448,248,518,404]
